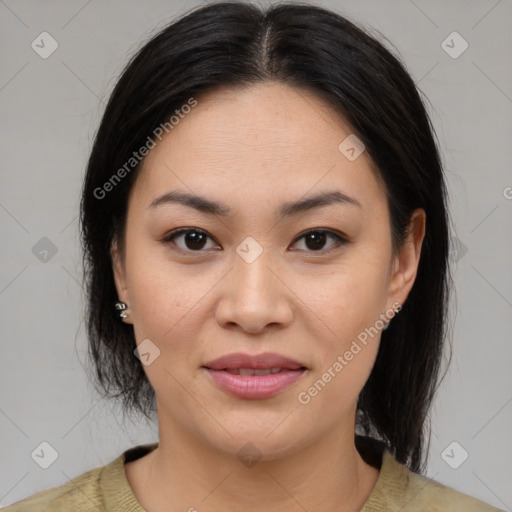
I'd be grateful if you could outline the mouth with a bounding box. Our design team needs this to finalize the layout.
[219,367,304,375]
[201,352,307,399]
[202,351,307,371]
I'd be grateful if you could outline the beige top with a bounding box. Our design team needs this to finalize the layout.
[2,438,503,511]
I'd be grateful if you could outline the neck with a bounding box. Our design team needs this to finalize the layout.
[139,409,380,512]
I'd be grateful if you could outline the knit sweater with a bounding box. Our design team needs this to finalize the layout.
[2,437,503,511]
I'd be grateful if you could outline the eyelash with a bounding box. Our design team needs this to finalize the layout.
[161,227,349,255]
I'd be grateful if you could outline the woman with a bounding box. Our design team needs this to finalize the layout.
[4,1,503,510]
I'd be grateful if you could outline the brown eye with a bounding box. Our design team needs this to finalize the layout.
[163,228,218,252]
[291,229,347,253]
[162,227,347,255]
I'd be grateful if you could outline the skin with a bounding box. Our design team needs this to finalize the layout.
[111,82,426,512]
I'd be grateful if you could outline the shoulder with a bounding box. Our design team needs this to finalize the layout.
[1,461,112,511]
[362,447,504,512]
[402,467,503,511]
[1,443,158,512]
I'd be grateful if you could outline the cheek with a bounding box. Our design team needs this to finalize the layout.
[123,241,192,341]
[303,253,390,383]
[309,257,390,333]
[297,272,386,413]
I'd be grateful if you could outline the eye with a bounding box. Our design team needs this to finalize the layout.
[162,227,348,255]
[162,228,219,253]
[291,229,348,253]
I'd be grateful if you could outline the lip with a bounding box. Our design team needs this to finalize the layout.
[202,352,307,399]
[203,367,306,399]
[202,352,306,371]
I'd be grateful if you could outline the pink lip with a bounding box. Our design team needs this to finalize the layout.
[204,368,306,399]
[202,352,305,371]
[202,352,307,399]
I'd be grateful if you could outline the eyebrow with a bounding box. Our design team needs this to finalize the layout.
[148,189,362,218]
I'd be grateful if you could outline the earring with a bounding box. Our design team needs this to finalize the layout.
[115,301,129,319]
[382,302,402,331]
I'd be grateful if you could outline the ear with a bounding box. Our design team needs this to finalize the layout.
[387,208,426,309]
[111,238,133,324]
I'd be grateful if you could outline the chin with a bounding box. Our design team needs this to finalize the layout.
[196,414,310,462]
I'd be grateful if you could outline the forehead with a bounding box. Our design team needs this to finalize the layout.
[132,82,384,212]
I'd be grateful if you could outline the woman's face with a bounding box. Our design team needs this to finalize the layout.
[112,82,424,460]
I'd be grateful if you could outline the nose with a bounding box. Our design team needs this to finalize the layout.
[214,246,294,334]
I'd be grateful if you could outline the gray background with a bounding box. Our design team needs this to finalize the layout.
[1,0,511,509]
